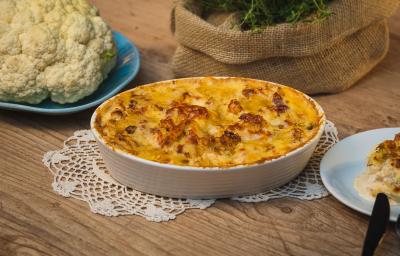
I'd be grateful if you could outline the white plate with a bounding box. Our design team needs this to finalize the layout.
[320,128,400,221]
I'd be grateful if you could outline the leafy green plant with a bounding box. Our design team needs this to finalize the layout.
[200,0,332,31]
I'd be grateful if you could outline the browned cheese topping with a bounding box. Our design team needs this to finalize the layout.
[94,77,322,167]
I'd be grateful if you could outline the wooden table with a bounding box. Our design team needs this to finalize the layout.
[1,1,399,255]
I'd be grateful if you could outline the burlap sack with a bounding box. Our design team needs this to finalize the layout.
[171,0,399,94]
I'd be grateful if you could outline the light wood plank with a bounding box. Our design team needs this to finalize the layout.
[1,1,400,255]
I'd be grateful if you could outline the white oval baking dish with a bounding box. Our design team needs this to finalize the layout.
[90,77,326,199]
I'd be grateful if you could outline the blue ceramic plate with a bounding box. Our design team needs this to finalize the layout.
[0,31,140,115]
[320,128,400,221]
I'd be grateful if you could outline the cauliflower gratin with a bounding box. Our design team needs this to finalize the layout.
[94,77,323,168]
[0,0,116,104]
[355,133,400,202]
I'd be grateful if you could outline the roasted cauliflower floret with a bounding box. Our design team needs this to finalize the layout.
[0,0,117,104]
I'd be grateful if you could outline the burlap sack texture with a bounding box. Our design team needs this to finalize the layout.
[171,0,399,94]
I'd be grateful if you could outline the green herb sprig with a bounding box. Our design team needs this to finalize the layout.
[200,0,332,31]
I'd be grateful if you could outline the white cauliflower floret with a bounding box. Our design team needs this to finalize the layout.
[0,0,117,104]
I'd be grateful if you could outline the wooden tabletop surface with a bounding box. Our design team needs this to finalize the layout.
[1,1,400,255]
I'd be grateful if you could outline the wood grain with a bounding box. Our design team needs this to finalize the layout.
[1,1,400,255]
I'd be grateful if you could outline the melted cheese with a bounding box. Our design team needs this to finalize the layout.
[355,133,400,202]
[94,77,323,167]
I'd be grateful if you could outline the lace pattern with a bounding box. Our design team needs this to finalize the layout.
[43,120,338,222]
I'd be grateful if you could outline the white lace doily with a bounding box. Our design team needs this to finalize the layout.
[43,120,338,222]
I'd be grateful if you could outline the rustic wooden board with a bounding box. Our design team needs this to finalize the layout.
[0,1,399,255]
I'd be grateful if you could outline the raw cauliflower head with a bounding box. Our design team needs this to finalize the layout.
[0,0,117,104]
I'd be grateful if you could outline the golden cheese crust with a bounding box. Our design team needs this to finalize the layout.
[368,133,400,169]
[94,77,323,167]
[355,133,400,201]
